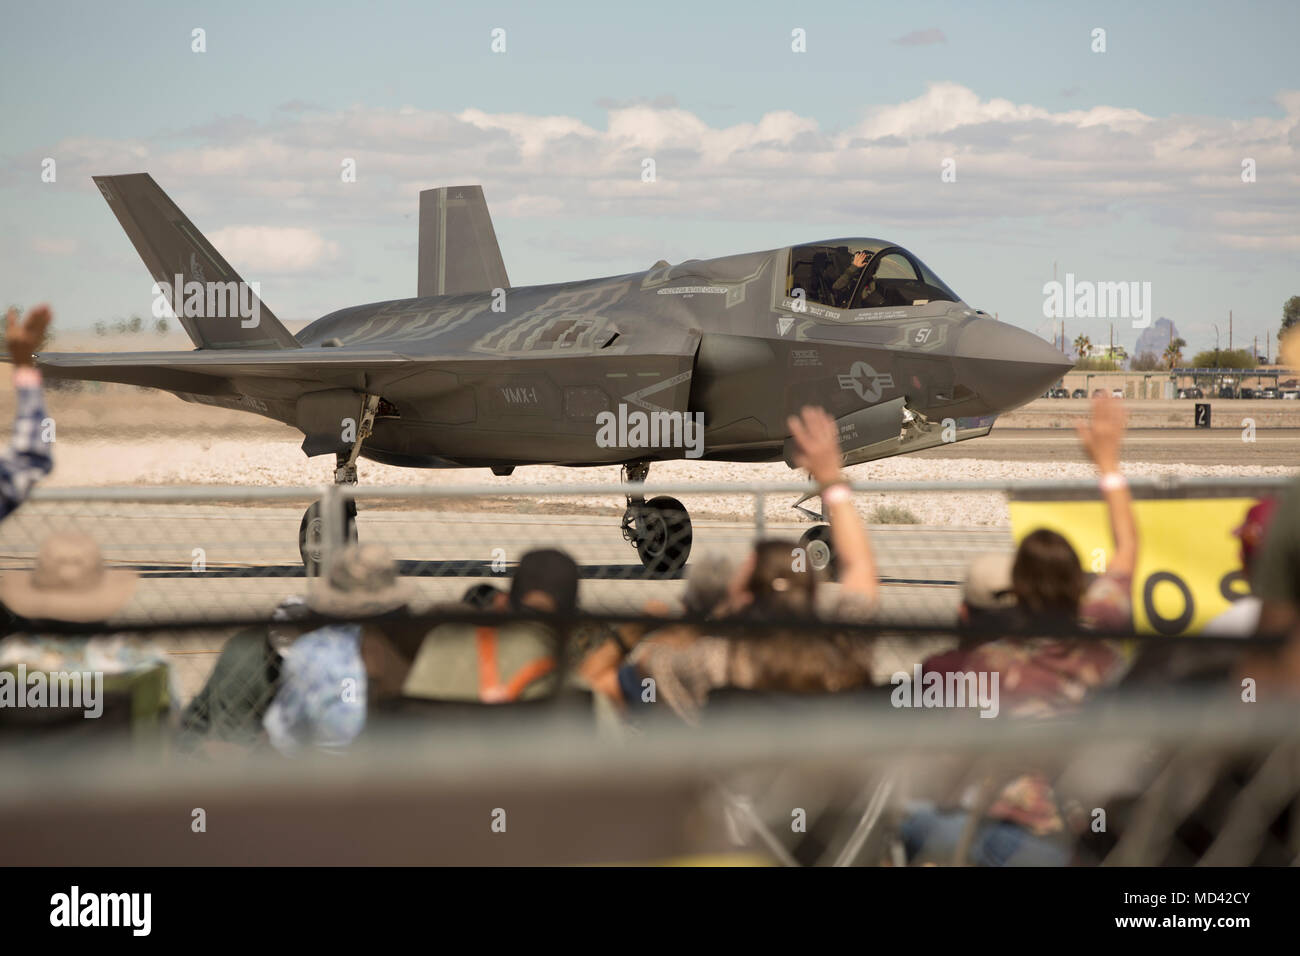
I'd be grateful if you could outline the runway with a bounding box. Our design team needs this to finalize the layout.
[918,427,1300,466]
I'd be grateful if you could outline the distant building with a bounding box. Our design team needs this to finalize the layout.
[1135,317,1180,361]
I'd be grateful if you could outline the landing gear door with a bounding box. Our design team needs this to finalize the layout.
[297,388,367,457]
[783,396,908,467]
[784,396,993,467]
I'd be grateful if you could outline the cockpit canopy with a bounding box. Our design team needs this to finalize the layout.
[786,240,960,311]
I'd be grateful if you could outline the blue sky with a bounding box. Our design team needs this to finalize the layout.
[2,0,1297,357]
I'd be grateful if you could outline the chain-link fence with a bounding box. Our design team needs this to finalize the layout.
[1,475,1287,630]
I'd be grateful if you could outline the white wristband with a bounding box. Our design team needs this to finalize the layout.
[822,483,852,505]
[1099,472,1127,492]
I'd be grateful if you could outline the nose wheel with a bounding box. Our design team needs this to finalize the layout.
[792,482,838,580]
[620,462,692,576]
[797,524,837,579]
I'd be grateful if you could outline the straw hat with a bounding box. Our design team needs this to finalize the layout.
[0,533,137,623]
[307,542,411,617]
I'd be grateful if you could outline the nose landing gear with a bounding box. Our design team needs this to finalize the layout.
[792,482,837,578]
[620,461,692,576]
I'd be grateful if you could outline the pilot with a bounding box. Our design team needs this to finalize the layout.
[831,251,885,308]
[831,250,868,297]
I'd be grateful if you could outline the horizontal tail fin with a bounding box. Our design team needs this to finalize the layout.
[93,173,300,350]
[417,185,509,297]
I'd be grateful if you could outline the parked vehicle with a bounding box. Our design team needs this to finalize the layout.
[1240,387,1255,399]
[1218,386,1236,399]
[1111,388,1124,398]
[1071,388,1087,399]
[1049,387,1070,398]
[1261,387,1280,399]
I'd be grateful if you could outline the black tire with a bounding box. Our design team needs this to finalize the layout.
[798,524,837,580]
[632,495,692,576]
[299,499,359,576]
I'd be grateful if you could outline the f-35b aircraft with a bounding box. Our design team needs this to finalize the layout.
[40,174,1071,574]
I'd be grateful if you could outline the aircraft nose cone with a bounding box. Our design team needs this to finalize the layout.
[955,319,1073,412]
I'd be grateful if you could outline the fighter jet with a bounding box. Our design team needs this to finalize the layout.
[39,174,1072,575]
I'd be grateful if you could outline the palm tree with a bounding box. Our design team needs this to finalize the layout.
[1072,334,1093,360]
[1163,337,1186,370]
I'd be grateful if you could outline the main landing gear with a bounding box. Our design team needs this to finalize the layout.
[299,395,377,574]
[620,461,693,576]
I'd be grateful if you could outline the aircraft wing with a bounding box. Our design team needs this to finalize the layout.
[36,349,419,396]
[35,348,436,405]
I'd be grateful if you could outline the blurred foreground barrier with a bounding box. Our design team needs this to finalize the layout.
[0,694,1294,866]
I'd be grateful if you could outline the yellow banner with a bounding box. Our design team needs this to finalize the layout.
[1007,498,1256,635]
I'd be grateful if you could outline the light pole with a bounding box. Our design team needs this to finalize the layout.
[1212,323,1221,395]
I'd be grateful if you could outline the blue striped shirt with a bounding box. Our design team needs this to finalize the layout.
[0,381,53,520]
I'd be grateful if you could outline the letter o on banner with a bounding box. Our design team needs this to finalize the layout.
[1143,571,1195,635]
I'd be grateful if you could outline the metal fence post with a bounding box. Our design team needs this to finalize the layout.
[322,483,343,571]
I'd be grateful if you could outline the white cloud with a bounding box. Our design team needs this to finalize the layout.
[31,237,78,255]
[895,28,947,47]
[13,83,1299,255]
[207,226,340,274]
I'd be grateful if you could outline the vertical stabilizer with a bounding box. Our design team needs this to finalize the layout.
[417,185,509,297]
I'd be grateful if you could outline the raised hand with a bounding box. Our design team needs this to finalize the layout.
[6,304,52,368]
[787,405,844,487]
[1075,392,1126,473]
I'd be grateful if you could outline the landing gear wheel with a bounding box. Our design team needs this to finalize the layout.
[798,524,836,579]
[299,499,359,576]
[627,495,692,577]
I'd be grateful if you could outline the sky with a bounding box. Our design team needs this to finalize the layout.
[1,0,1297,358]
